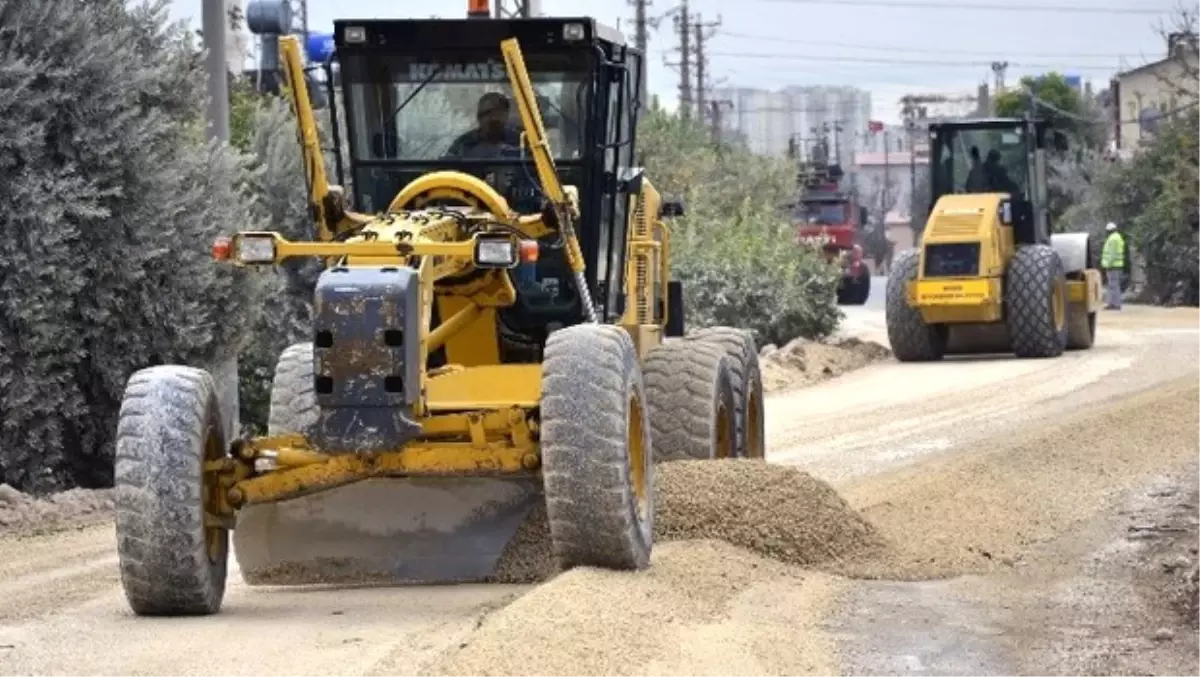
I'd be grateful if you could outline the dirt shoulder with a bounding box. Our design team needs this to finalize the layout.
[760,336,892,393]
[826,377,1200,675]
[0,485,112,538]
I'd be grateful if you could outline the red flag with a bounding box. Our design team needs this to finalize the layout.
[868,120,885,133]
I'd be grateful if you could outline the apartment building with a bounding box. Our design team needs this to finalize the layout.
[1110,32,1199,158]
[710,85,872,164]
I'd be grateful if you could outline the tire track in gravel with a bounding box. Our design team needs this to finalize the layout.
[0,526,120,623]
[0,542,524,676]
[765,322,1194,484]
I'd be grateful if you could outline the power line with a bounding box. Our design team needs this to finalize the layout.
[702,49,1122,71]
[745,0,1174,15]
[717,30,1152,59]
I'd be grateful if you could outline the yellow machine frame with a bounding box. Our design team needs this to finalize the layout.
[206,35,674,518]
[911,196,1101,327]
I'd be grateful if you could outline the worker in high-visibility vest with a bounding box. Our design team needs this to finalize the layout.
[1101,222,1126,310]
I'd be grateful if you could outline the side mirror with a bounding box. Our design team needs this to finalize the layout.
[659,199,685,218]
[1053,131,1069,152]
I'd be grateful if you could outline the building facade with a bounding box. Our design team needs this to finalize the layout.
[1111,32,1199,159]
[710,85,872,165]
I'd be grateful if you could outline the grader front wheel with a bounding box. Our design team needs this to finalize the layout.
[540,324,654,571]
[114,366,229,616]
[234,342,318,586]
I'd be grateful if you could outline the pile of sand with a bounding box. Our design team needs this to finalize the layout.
[654,459,888,571]
[0,484,113,535]
[760,337,891,393]
[420,540,840,677]
[488,459,888,584]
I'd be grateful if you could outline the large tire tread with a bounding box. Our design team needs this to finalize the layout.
[682,327,764,459]
[541,325,653,571]
[643,340,738,463]
[1006,244,1069,358]
[115,365,228,616]
[266,342,319,436]
[236,342,319,586]
[885,249,946,362]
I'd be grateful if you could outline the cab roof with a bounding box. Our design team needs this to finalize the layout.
[332,17,627,51]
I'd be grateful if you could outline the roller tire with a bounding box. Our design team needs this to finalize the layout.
[115,365,229,616]
[1065,305,1096,350]
[235,342,318,586]
[540,324,654,571]
[643,339,738,463]
[885,249,946,362]
[683,327,765,459]
[1006,244,1069,358]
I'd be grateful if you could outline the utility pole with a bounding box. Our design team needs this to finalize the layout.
[289,0,308,36]
[692,13,720,120]
[710,99,732,146]
[628,0,651,111]
[671,0,692,119]
[882,127,891,216]
[202,0,229,142]
[991,61,1009,96]
[495,0,539,17]
[990,61,1008,115]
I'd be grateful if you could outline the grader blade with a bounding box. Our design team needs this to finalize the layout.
[232,477,542,586]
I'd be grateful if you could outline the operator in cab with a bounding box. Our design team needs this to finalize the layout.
[445,92,523,159]
[983,149,1020,196]
[964,146,987,192]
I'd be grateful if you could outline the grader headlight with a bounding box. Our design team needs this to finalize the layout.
[474,236,519,268]
[235,234,278,264]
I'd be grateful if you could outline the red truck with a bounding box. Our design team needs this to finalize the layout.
[792,162,872,305]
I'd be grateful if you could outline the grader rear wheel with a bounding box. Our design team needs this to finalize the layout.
[234,342,318,586]
[540,324,654,571]
[114,366,229,616]
[683,327,765,459]
[643,339,738,463]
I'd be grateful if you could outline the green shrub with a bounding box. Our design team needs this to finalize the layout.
[638,106,843,345]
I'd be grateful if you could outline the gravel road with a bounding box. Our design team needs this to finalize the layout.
[0,304,1195,676]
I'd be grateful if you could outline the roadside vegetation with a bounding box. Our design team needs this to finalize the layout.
[0,0,840,491]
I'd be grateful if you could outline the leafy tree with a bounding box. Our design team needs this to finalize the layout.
[0,0,265,491]
[1097,108,1199,304]
[995,73,1105,149]
[994,72,1109,225]
[637,105,842,345]
[235,95,325,433]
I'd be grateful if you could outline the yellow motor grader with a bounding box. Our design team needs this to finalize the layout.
[112,12,766,616]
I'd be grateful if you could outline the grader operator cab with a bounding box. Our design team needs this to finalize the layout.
[112,13,766,617]
[884,117,1103,361]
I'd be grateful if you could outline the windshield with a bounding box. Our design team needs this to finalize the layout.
[341,50,591,163]
[932,125,1029,200]
[796,201,849,225]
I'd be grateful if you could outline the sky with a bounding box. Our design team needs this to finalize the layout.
[168,0,1184,124]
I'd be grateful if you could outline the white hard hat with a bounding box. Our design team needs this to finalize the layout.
[1106,222,1117,231]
